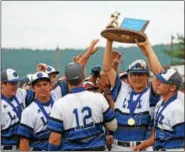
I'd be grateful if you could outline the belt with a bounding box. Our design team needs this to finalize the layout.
[2,145,17,150]
[32,147,45,151]
[114,139,142,147]
[66,146,105,151]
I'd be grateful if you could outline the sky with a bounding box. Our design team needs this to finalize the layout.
[2,1,184,49]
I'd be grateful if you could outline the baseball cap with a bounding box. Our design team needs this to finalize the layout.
[127,59,149,74]
[46,66,59,75]
[31,72,50,85]
[91,66,101,74]
[155,68,183,90]
[19,74,33,87]
[1,68,23,83]
[119,72,128,78]
[65,62,84,81]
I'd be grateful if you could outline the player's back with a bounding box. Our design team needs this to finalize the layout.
[62,91,106,128]
[49,90,114,151]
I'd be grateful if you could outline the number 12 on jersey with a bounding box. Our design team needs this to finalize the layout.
[73,106,94,130]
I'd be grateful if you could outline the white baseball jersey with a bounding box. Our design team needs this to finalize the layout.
[17,96,57,151]
[48,87,115,151]
[1,88,27,145]
[111,76,160,142]
[177,91,184,106]
[153,94,184,150]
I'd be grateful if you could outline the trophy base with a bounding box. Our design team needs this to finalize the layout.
[101,28,146,43]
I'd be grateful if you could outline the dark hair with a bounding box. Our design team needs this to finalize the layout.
[67,78,83,86]
[32,78,51,86]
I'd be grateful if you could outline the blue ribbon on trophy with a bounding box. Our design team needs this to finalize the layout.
[101,12,149,43]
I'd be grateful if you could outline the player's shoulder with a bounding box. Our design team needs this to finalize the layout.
[165,95,183,113]
[22,101,37,115]
[16,88,27,97]
[83,90,106,100]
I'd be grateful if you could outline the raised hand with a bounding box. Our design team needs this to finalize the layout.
[86,39,99,55]
[132,143,144,151]
[37,63,47,72]
[72,54,83,62]
[135,36,152,57]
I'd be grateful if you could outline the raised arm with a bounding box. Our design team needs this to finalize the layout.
[136,36,164,93]
[77,39,99,68]
[112,51,122,72]
[103,39,117,88]
[136,37,163,74]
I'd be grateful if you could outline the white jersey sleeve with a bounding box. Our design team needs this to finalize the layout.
[51,86,62,101]
[169,101,184,127]
[18,107,34,139]
[48,100,64,133]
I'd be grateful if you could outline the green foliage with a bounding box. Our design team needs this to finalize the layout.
[164,34,185,65]
[2,44,172,77]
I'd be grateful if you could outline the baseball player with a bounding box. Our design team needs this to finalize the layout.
[17,72,57,151]
[136,36,184,151]
[103,39,160,151]
[47,62,117,151]
[153,68,184,151]
[1,69,27,150]
[45,65,60,88]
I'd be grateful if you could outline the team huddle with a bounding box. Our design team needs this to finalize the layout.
[1,36,184,151]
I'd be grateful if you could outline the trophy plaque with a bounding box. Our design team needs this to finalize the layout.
[101,12,149,43]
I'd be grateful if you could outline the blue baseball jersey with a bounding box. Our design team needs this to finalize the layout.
[111,76,160,141]
[153,94,184,150]
[17,96,57,150]
[1,88,27,146]
[48,87,115,151]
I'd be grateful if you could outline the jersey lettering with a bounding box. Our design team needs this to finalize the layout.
[73,106,94,129]
[7,111,16,121]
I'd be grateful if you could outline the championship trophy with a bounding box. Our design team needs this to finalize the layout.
[101,12,149,43]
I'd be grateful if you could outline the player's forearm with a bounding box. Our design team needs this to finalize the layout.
[103,40,113,72]
[103,40,117,87]
[77,52,91,68]
[112,61,119,72]
[19,137,30,151]
[141,128,155,149]
[147,47,163,74]
[48,132,61,151]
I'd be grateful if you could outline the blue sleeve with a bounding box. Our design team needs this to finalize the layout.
[103,107,115,123]
[25,89,35,107]
[47,117,64,133]
[48,143,60,151]
[149,86,160,107]
[59,80,68,97]
[110,75,122,101]
[17,123,33,139]
[173,123,185,137]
